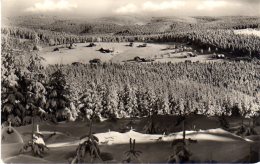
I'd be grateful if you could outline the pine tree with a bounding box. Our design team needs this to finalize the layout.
[26,53,47,119]
[78,83,101,121]
[163,93,170,114]
[105,86,119,119]
[123,84,138,117]
[1,48,24,126]
[46,67,72,122]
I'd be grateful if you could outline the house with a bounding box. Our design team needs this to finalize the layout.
[69,43,77,49]
[72,62,82,66]
[53,47,59,51]
[133,56,154,62]
[134,56,143,62]
[98,48,114,53]
[137,43,147,48]
[86,42,96,47]
[129,42,134,47]
[89,59,101,64]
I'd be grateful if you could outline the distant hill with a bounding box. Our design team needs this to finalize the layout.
[95,15,151,25]
[3,15,260,35]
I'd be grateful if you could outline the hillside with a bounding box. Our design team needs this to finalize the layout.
[4,15,260,35]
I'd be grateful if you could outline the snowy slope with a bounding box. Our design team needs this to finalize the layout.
[47,128,250,148]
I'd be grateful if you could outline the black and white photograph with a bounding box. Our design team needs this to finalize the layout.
[1,0,260,163]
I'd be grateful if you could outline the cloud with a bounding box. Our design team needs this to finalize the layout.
[196,0,241,10]
[25,0,77,12]
[142,0,186,11]
[114,0,186,14]
[115,3,139,14]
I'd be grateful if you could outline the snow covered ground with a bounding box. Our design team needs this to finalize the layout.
[47,128,251,148]
[2,126,255,163]
[234,29,260,37]
[40,42,213,65]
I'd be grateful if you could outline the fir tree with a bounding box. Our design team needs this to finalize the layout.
[46,67,72,122]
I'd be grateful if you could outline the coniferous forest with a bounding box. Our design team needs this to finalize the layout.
[1,13,260,163]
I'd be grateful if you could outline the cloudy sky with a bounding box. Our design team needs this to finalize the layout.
[2,0,260,17]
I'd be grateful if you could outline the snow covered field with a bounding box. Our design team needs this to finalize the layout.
[234,29,260,37]
[39,42,214,65]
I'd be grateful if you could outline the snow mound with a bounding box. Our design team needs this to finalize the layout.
[3,155,50,163]
[1,127,23,144]
[33,135,45,145]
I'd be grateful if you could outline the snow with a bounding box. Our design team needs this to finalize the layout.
[33,135,46,145]
[47,128,250,148]
[234,29,260,37]
[40,42,212,65]
[1,127,24,144]
[96,130,163,144]
[206,128,228,133]
[3,155,50,163]
[38,131,63,135]
[168,128,252,142]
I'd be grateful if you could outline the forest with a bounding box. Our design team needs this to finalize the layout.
[2,40,260,126]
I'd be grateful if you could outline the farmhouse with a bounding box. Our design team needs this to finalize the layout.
[137,43,147,48]
[86,42,96,47]
[98,48,114,53]
[53,47,59,51]
[89,58,101,64]
[128,42,134,47]
[72,62,82,66]
[69,43,77,49]
[134,56,143,62]
[133,56,154,62]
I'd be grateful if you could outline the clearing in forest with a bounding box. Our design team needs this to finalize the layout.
[39,42,216,65]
